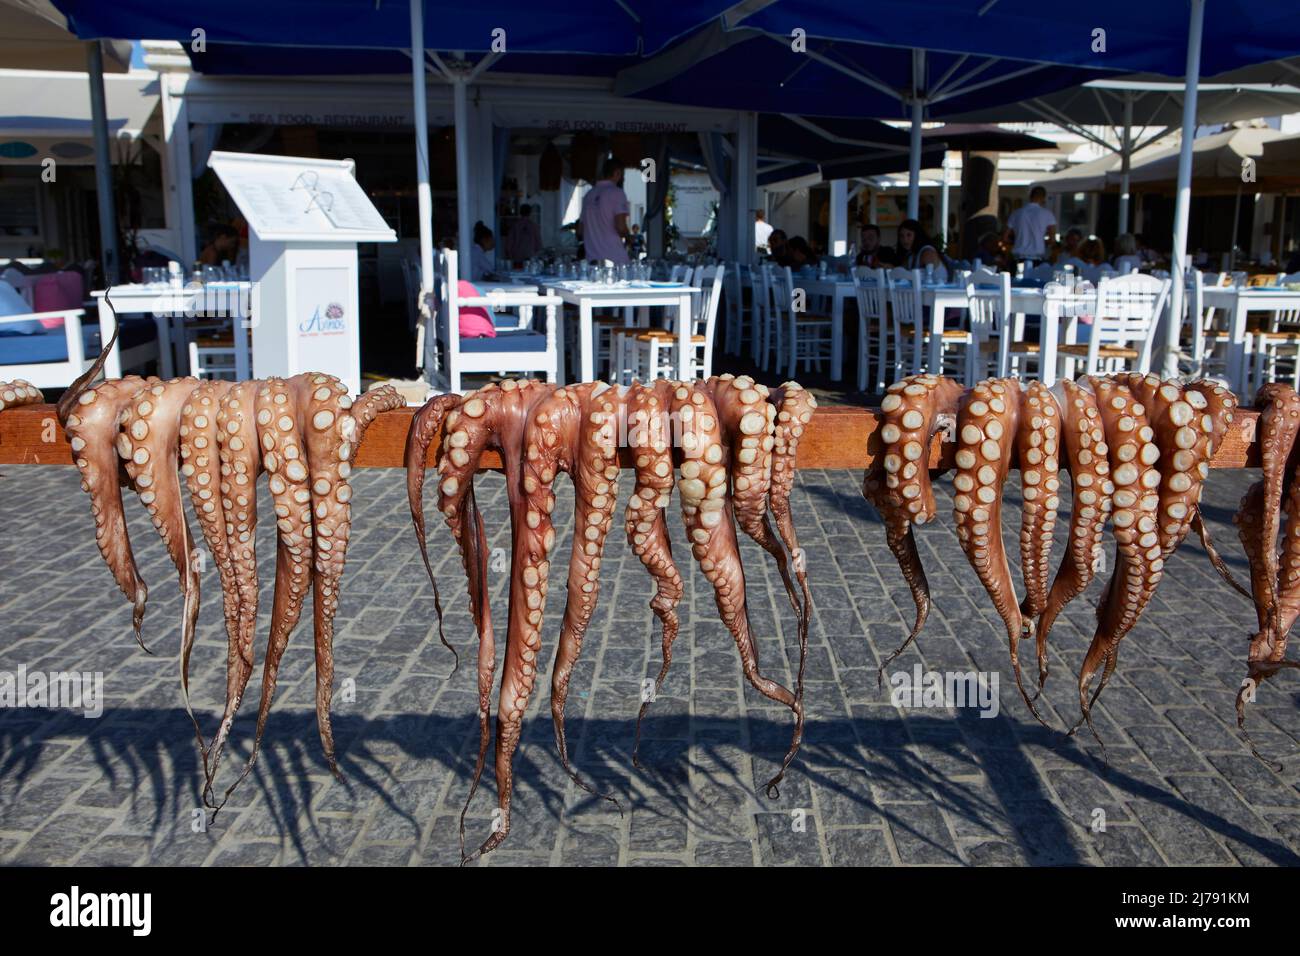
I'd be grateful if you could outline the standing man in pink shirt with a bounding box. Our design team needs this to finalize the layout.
[578,159,630,264]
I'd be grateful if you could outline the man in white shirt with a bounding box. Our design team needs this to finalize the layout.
[754,210,774,252]
[1004,186,1057,265]
[578,160,630,264]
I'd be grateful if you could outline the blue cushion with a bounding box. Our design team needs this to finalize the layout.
[0,318,156,365]
[459,330,547,354]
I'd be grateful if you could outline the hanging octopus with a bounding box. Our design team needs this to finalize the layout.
[55,339,403,807]
[865,372,1238,738]
[406,374,815,862]
[1232,382,1300,763]
[0,380,42,412]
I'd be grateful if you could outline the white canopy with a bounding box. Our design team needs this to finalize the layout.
[0,68,159,164]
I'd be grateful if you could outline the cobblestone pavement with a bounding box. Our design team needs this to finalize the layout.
[1,460,1298,867]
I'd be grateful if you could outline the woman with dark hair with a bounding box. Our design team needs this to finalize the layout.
[784,235,818,269]
[469,221,495,280]
[896,219,946,279]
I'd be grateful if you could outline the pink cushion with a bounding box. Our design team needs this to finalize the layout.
[33,272,84,329]
[457,280,496,338]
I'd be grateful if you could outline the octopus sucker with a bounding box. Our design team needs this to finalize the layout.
[862,374,964,679]
[625,381,685,767]
[0,379,42,413]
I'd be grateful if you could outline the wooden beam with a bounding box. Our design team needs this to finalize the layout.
[0,403,1263,471]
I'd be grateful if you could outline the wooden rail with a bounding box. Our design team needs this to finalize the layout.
[0,403,1263,471]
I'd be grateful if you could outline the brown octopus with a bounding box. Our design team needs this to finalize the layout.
[865,372,1238,739]
[55,341,402,808]
[406,374,815,862]
[1231,382,1300,764]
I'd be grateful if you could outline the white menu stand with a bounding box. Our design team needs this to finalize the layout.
[208,151,396,395]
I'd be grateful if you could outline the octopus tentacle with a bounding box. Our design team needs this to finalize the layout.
[61,375,154,646]
[1035,379,1112,696]
[431,380,555,863]
[1243,382,1299,639]
[295,375,361,779]
[863,374,965,679]
[516,383,624,807]
[951,378,1042,719]
[1016,381,1063,629]
[119,377,205,748]
[205,379,274,809]
[756,381,817,785]
[0,380,42,412]
[1072,377,1164,742]
[671,381,801,797]
[625,380,684,766]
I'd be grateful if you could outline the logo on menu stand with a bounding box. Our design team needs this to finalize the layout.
[300,301,346,336]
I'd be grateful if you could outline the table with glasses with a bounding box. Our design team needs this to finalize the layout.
[922,283,1050,381]
[540,279,698,382]
[1201,285,1300,394]
[92,280,254,379]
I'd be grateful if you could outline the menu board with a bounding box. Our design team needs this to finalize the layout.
[209,151,395,242]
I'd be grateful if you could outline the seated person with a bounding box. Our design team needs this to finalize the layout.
[199,224,240,267]
[469,221,496,281]
[1112,233,1142,273]
[1078,237,1107,266]
[855,224,895,269]
[781,235,818,270]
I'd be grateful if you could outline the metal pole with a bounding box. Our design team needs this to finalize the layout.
[829,179,848,256]
[1229,182,1242,271]
[454,76,473,274]
[1164,0,1205,378]
[86,42,120,284]
[939,153,950,249]
[409,0,435,371]
[907,49,924,221]
[1118,91,1134,234]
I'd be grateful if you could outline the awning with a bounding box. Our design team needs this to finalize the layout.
[0,68,159,164]
[0,0,131,73]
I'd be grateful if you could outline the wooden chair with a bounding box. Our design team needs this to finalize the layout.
[623,264,724,382]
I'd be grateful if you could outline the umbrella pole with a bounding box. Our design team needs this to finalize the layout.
[86,42,120,285]
[907,49,924,221]
[454,77,472,275]
[1118,92,1134,235]
[410,0,436,374]
[1164,0,1205,378]
[939,154,950,250]
[1230,182,1242,271]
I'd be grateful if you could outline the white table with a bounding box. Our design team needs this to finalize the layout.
[1202,286,1300,394]
[790,275,856,381]
[542,281,698,382]
[92,282,253,379]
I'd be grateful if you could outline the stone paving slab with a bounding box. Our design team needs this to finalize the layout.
[0,460,1298,866]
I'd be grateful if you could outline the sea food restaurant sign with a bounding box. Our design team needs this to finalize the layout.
[208,151,396,395]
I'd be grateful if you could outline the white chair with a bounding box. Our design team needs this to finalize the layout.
[851,267,886,392]
[431,248,560,393]
[624,263,724,382]
[775,265,832,377]
[0,306,96,388]
[753,262,784,372]
[1178,270,1231,379]
[886,267,925,378]
[723,262,753,356]
[1056,273,1170,379]
[966,271,1013,382]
